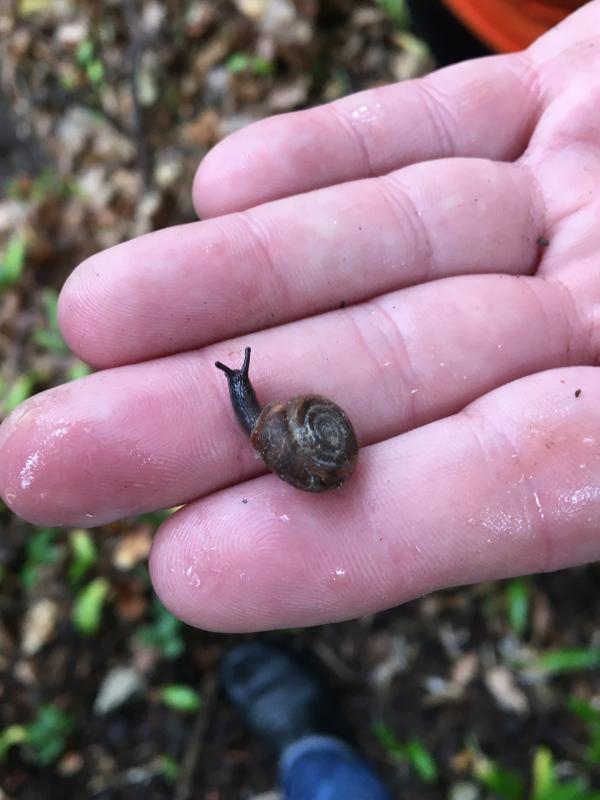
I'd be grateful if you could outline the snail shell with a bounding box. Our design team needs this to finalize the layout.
[215,348,358,492]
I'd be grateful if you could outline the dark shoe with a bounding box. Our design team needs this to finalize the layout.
[220,642,341,755]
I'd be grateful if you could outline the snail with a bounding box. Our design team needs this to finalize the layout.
[215,347,359,492]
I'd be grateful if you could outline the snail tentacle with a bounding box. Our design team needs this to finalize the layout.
[214,347,262,436]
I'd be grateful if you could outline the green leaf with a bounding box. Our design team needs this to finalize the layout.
[25,705,73,765]
[227,52,251,73]
[226,52,274,76]
[567,696,600,726]
[0,725,27,761]
[76,39,94,65]
[506,577,531,636]
[568,697,600,765]
[33,329,67,353]
[20,528,60,591]
[532,747,555,799]
[586,729,600,765]
[250,57,274,76]
[67,360,92,381]
[0,233,26,289]
[537,648,600,675]
[68,529,98,585]
[372,720,405,758]
[375,0,411,28]
[72,577,109,634]
[474,756,524,800]
[87,59,104,85]
[137,600,184,659]
[405,738,438,783]
[34,288,67,353]
[3,372,36,412]
[159,754,179,783]
[160,685,202,713]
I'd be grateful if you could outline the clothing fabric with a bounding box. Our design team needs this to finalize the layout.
[280,735,391,800]
[440,0,582,52]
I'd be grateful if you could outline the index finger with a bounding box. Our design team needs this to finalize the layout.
[193,52,539,218]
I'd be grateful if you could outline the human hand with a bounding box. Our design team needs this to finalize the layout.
[1,3,600,632]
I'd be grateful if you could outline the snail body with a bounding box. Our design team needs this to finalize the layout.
[215,348,358,492]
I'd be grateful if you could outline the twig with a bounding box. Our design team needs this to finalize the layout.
[174,673,218,800]
[122,0,153,190]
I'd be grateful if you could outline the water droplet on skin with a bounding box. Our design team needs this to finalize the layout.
[279,514,290,522]
[334,568,346,576]
[20,451,41,489]
[185,565,201,587]
[409,388,418,395]
[350,103,381,123]
[532,491,544,520]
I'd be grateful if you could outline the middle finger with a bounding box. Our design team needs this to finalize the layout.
[0,272,584,526]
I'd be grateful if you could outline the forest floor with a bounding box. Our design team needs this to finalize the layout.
[1,2,600,799]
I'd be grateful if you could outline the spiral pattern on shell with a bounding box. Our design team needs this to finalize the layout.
[250,394,359,492]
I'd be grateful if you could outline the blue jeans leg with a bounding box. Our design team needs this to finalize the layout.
[279,734,391,800]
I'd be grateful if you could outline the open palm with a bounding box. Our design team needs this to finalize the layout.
[2,3,600,632]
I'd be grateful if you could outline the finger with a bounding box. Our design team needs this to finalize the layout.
[59,158,544,368]
[1,272,587,527]
[149,366,600,632]
[193,53,540,217]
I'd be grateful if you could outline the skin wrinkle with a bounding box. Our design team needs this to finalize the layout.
[518,50,548,124]
[376,174,436,282]
[238,208,298,326]
[460,405,553,573]
[410,75,457,160]
[364,298,421,431]
[543,275,592,366]
[327,102,376,179]
[515,161,550,275]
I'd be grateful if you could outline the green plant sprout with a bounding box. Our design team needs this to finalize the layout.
[159,754,179,783]
[160,685,202,713]
[0,233,26,290]
[375,0,412,28]
[76,39,105,86]
[72,577,109,634]
[472,745,600,800]
[20,528,60,591]
[33,288,68,354]
[68,529,98,585]
[137,599,184,659]
[2,372,38,414]
[567,696,600,764]
[372,720,438,783]
[226,52,275,77]
[536,648,600,675]
[0,705,73,766]
[506,576,532,636]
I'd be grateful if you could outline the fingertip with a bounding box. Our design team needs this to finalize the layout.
[192,134,254,219]
[148,505,259,633]
[58,254,117,369]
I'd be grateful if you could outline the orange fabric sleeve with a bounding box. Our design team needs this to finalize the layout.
[440,0,582,53]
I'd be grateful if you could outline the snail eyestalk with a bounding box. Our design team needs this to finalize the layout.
[215,347,262,436]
